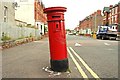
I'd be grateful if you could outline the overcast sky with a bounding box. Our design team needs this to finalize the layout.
[42,0,120,30]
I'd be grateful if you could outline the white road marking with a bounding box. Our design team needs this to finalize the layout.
[107,41,118,43]
[69,47,100,79]
[104,43,111,46]
[75,43,82,47]
[97,40,103,42]
[67,47,88,78]
[107,49,114,50]
[97,40,118,43]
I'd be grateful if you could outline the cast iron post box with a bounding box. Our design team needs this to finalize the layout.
[44,7,69,72]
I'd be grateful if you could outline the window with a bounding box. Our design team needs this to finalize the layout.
[4,6,8,22]
[115,15,117,23]
[109,11,111,17]
[112,16,114,24]
[4,6,7,16]
[20,0,28,2]
[3,18,7,22]
[115,7,118,14]
[99,27,108,32]
[112,8,114,15]
[113,27,114,29]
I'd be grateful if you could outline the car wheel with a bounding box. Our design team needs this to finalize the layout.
[97,36,99,39]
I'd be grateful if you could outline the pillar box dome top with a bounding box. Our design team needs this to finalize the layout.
[44,7,67,13]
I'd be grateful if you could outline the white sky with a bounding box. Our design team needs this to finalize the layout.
[42,0,120,30]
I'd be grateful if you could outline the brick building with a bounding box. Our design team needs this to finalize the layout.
[34,0,47,23]
[103,1,120,30]
[34,0,47,35]
[79,10,103,36]
[119,1,120,25]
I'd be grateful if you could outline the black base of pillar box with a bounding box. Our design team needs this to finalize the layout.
[50,58,69,72]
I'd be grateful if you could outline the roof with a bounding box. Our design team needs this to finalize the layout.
[114,4,118,6]
[103,7,110,12]
[118,1,120,4]
[15,19,27,24]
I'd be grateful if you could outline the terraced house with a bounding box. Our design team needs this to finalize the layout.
[103,1,120,30]
[79,10,103,36]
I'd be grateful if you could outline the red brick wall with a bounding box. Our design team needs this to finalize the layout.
[108,6,119,25]
[118,3,120,24]
[34,0,47,24]
[79,10,103,32]
[103,3,120,26]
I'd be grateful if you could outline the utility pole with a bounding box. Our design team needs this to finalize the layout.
[118,2,120,32]
[94,13,97,32]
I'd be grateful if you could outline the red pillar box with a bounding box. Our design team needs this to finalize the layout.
[44,7,69,72]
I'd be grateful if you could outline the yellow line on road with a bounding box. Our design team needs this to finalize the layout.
[67,47,88,78]
[69,47,100,79]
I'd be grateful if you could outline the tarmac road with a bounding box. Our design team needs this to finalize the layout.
[2,35,118,79]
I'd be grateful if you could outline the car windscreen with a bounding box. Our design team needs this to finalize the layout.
[99,27,108,32]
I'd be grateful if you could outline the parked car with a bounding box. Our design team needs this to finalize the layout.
[96,25,118,40]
